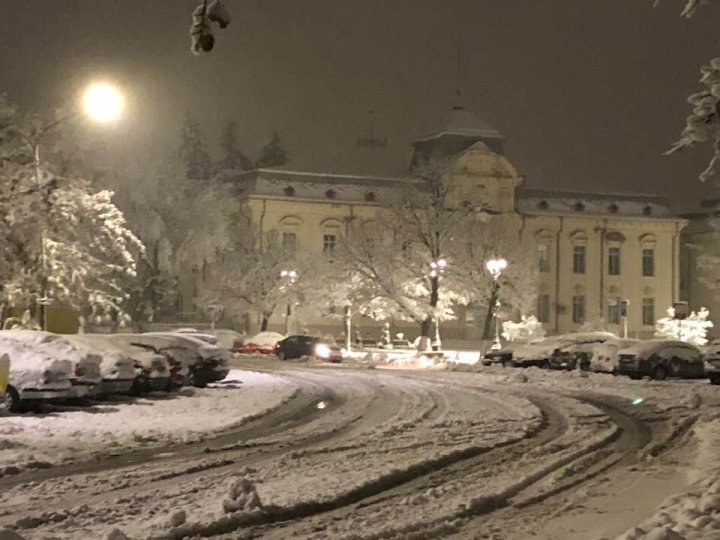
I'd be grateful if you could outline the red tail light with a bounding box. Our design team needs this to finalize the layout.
[75,365,85,377]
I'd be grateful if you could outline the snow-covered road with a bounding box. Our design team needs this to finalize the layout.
[0,360,719,539]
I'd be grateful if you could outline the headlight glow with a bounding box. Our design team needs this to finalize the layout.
[315,344,331,359]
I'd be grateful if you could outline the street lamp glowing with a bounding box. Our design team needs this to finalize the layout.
[486,257,508,280]
[486,257,508,351]
[82,82,124,123]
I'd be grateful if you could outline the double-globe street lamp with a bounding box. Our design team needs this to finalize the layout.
[484,257,508,352]
[23,82,125,329]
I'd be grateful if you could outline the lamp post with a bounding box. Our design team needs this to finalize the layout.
[23,82,125,330]
[280,269,297,334]
[484,257,508,352]
[428,257,447,351]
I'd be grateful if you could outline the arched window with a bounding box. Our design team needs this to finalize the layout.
[325,188,336,200]
[279,216,302,253]
[365,191,376,202]
[283,185,295,197]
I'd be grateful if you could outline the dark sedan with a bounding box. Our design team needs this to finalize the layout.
[276,336,343,362]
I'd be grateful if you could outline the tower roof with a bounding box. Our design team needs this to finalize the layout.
[410,104,505,168]
[416,105,504,143]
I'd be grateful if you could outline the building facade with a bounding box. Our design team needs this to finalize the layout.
[185,105,686,340]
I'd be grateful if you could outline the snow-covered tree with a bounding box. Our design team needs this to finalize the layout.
[334,161,476,345]
[502,315,546,343]
[178,115,212,180]
[218,120,252,171]
[449,213,539,341]
[198,228,308,331]
[190,0,231,55]
[255,131,289,169]
[655,306,714,345]
[0,95,143,326]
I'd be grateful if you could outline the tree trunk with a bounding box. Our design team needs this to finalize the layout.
[260,313,270,331]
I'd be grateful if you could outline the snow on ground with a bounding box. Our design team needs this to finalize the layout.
[3,363,720,540]
[0,369,297,472]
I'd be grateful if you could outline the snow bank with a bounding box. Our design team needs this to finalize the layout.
[0,370,297,471]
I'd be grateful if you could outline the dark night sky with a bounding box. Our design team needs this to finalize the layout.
[2,0,720,209]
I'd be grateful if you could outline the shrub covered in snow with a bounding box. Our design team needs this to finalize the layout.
[655,306,714,346]
[501,315,546,342]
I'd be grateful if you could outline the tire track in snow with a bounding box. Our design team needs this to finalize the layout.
[0,370,412,534]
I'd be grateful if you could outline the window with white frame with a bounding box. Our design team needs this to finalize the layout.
[323,234,336,253]
[642,298,655,326]
[573,245,586,274]
[538,244,550,272]
[572,295,585,324]
[642,249,655,277]
[537,294,550,323]
[282,232,296,253]
[608,247,621,275]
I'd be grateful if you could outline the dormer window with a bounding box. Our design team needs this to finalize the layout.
[608,203,619,213]
[365,191,376,202]
[283,185,295,197]
[537,200,549,210]
[325,189,336,200]
[574,201,585,212]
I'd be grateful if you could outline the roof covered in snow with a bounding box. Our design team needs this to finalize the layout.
[224,168,420,205]
[516,188,676,219]
[415,105,504,143]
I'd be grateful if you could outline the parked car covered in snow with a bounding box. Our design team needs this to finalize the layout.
[702,340,720,385]
[234,331,285,355]
[64,334,137,395]
[589,338,641,373]
[275,335,343,362]
[481,344,516,366]
[144,333,230,386]
[109,334,188,388]
[0,330,102,397]
[0,339,74,412]
[207,329,244,351]
[548,332,618,370]
[616,339,705,380]
[509,335,573,368]
[82,334,171,393]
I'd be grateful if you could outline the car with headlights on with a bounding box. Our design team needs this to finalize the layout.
[275,335,343,362]
[616,339,705,380]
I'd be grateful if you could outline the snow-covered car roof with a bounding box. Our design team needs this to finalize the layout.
[245,332,285,347]
[144,333,230,361]
[618,339,701,358]
[0,330,102,369]
[0,338,73,390]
